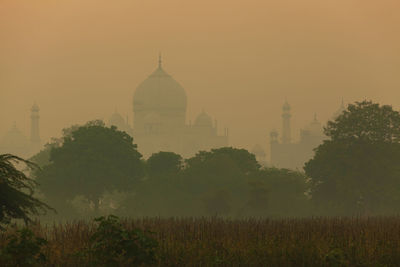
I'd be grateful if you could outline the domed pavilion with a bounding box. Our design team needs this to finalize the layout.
[113,56,229,158]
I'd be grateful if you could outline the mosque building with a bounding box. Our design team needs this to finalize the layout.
[268,100,345,170]
[108,56,229,158]
[0,103,42,158]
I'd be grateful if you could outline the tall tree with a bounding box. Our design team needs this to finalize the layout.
[36,120,144,213]
[0,154,51,228]
[305,100,400,215]
[183,147,261,215]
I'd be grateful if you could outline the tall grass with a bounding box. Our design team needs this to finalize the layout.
[2,217,400,266]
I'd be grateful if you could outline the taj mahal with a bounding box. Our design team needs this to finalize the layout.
[107,56,229,158]
[0,57,345,169]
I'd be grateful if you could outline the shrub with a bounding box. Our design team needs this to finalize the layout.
[0,228,48,267]
[87,215,158,266]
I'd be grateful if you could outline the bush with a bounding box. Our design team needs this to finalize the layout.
[0,228,48,267]
[87,215,158,266]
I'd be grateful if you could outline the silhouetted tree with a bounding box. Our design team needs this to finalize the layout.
[125,151,184,216]
[243,168,309,217]
[305,100,400,215]
[146,151,182,179]
[182,147,261,215]
[0,154,51,228]
[35,120,144,214]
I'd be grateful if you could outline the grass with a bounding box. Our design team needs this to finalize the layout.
[2,216,400,266]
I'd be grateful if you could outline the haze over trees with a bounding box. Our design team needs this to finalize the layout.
[27,100,400,218]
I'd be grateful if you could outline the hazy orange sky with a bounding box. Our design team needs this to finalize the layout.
[1,0,399,153]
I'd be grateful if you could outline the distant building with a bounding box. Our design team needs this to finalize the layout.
[269,101,345,170]
[251,144,267,166]
[108,110,134,136]
[0,103,43,158]
[108,56,228,158]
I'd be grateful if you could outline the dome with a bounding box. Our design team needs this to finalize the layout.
[133,64,187,113]
[1,123,29,149]
[305,114,323,136]
[194,111,213,127]
[109,112,125,129]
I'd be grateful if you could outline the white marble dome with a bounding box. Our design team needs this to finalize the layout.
[133,65,187,113]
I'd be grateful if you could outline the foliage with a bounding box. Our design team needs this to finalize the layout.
[146,151,182,179]
[182,147,261,215]
[35,120,144,213]
[87,215,157,266]
[0,154,52,228]
[325,100,400,143]
[243,168,310,216]
[202,189,231,216]
[122,148,312,218]
[305,100,400,215]
[0,228,48,267]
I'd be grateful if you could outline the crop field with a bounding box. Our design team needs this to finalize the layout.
[2,216,400,266]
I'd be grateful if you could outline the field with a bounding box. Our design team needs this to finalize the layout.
[2,217,400,266]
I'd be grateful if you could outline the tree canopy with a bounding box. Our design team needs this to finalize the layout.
[305,100,400,215]
[35,120,144,213]
[146,151,182,179]
[325,100,400,143]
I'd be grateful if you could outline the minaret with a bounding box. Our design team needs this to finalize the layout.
[282,100,291,144]
[30,102,41,144]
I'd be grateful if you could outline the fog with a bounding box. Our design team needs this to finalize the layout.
[1,0,400,153]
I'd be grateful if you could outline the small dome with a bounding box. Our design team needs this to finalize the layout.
[194,111,213,127]
[1,123,29,149]
[305,120,323,135]
[109,112,125,129]
[305,114,323,136]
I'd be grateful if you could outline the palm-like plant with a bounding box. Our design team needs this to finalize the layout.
[0,154,52,229]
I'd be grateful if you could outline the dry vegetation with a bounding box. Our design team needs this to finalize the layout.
[2,217,400,266]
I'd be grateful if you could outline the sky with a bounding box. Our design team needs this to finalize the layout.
[1,0,399,153]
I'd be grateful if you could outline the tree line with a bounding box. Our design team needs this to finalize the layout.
[2,100,400,226]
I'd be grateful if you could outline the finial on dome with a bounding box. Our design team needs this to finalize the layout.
[314,113,317,122]
[158,52,162,69]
